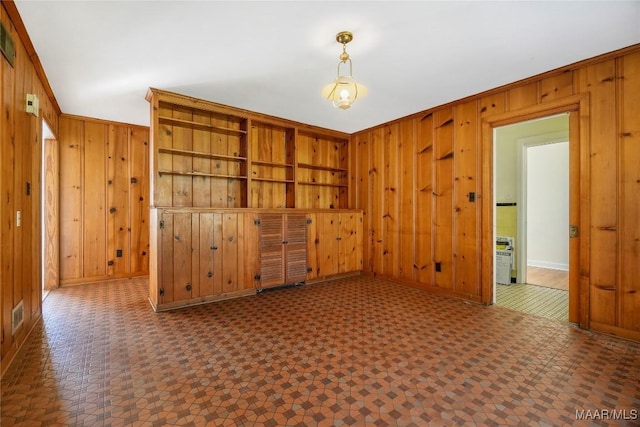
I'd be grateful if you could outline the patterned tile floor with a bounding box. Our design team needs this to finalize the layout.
[2,275,639,426]
[496,284,568,322]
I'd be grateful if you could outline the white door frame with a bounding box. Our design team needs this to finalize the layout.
[516,126,569,284]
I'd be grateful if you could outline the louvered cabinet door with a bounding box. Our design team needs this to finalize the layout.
[259,213,285,288]
[285,214,307,283]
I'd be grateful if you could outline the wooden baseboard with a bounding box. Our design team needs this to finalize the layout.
[590,322,640,343]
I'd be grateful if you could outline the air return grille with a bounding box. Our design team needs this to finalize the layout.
[12,300,24,335]
[0,20,15,67]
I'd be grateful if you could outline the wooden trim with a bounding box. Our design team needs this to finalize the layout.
[2,0,61,115]
[150,288,256,312]
[60,113,147,130]
[590,321,640,342]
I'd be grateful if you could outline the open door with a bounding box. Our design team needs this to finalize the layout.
[482,94,589,327]
[42,120,59,294]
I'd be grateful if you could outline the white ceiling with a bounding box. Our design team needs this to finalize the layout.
[15,1,640,134]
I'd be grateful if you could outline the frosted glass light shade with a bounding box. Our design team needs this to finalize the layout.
[321,75,368,110]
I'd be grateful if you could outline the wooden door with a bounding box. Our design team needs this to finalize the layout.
[285,214,307,283]
[259,213,285,288]
[317,213,339,277]
[306,213,318,280]
[43,137,59,290]
[339,212,363,273]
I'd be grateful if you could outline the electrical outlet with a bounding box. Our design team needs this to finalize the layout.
[16,211,21,227]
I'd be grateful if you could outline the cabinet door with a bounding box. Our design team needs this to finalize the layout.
[339,212,363,273]
[259,213,285,288]
[222,213,241,292]
[172,213,193,301]
[285,214,307,283]
[317,213,340,277]
[158,212,193,304]
[306,213,318,280]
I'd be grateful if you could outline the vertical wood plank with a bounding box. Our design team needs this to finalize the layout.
[243,212,260,290]
[453,100,480,296]
[318,213,338,277]
[191,213,201,298]
[83,122,107,278]
[306,213,318,280]
[106,124,130,276]
[172,213,192,301]
[433,108,454,289]
[356,134,371,274]
[398,119,416,281]
[59,117,83,280]
[415,113,433,285]
[222,213,239,292]
[160,213,174,303]
[213,213,224,296]
[576,60,618,326]
[619,52,640,332]
[383,124,400,277]
[130,126,150,274]
[370,128,385,275]
[199,213,215,297]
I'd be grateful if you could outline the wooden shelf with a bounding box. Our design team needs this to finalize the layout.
[251,177,295,183]
[252,160,294,168]
[297,162,347,173]
[298,181,348,188]
[159,147,247,162]
[159,115,247,135]
[158,170,247,180]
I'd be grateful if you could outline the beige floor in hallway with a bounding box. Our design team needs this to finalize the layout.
[496,267,569,323]
[2,275,639,426]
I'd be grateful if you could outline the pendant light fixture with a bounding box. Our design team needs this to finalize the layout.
[321,31,368,110]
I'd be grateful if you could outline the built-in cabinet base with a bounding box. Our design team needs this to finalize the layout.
[149,208,363,311]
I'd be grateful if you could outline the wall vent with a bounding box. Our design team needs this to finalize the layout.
[0,20,15,67]
[12,300,24,335]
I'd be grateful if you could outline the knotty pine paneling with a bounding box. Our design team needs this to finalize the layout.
[433,108,455,290]
[414,113,434,286]
[59,115,149,284]
[619,52,640,332]
[1,3,60,375]
[398,119,416,281]
[453,100,480,297]
[351,45,640,340]
[576,60,618,326]
[383,124,400,278]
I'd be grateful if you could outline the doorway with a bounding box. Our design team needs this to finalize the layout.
[493,114,570,322]
[41,119,59,299]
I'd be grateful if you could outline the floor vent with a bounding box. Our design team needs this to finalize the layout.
[12,300,24,335]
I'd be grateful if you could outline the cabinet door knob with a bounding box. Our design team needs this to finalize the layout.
[186,283,192,291]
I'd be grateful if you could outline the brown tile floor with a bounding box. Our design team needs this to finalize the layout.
[2,275,639,426]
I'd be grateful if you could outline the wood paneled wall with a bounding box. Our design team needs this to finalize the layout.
[59,115,149,285]
[1,2,60,375]
[350,45,640,341]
